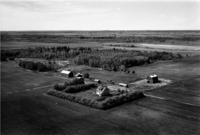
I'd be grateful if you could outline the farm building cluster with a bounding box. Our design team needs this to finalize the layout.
[60,69,160,97]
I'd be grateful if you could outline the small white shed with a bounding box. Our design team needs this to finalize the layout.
[61,70,73,77]
[118,83,128,88]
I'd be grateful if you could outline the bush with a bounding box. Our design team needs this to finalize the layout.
[101,92,144,109]
[83,73,90,78]
[47,89,144,109]
[67,78,84,85]
[18,59,50,72]
[18,58,62,72]
[64,83,97,93]
[54,83,66,91]
[54,78,85,91]
[37,62,48,71]
[96,96,106,101]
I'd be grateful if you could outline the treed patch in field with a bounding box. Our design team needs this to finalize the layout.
[1,46,183,72]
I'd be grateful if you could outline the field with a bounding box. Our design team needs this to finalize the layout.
[1,56,200,135]
[1,31,200,135]
[1,31,200,50]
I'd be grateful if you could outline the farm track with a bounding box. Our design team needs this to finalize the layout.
[144,93,200,107]
[139,94,200,121]
[6,84,54,95]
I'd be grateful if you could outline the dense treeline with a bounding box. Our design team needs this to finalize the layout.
[1,46,182,71]
[18,59,60,72]
[73,50,182,71]
[1,46,91,61]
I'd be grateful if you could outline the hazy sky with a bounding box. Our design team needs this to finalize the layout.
[0,0,200,30]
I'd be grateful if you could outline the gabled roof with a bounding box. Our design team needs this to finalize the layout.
[149,74,158,78]
[61,70,72,74]
[96,86,109,96]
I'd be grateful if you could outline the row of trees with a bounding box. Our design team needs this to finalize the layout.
[18,59,59,72]
[1,46,92,61]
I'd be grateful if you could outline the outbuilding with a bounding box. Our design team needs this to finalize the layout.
[61,70,74,77]
[147,74,159,83]
[118,83,128,88]
[94,79,101,84]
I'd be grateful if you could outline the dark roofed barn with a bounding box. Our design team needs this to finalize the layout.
[147,74,159,83]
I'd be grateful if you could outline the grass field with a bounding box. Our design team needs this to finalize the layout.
[1,30,200,135]
[1,31,200,50]
[1,55,200,135]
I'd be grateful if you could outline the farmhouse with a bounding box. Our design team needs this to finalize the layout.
[147,74,159,83]
[61,70,74,77]
[96,86,110,96]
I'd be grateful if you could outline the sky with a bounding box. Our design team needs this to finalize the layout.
[0,0,200,31]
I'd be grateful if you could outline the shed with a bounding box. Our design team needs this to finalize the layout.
[94,79,101,84]
[118,83,128,88]
[61,70,74,77]
[147,74,159,83]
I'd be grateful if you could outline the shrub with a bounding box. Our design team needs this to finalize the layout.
[47,89,144,109]
[54,78,85,91]
[64,83,97,93]
[101,92,145,109]
[96,96,106,101]
[18,59,50,72]
[18,58,62,72]
[131,70,135,74]
[54,83,66,91]
[68,78,84,85]
[83,73,90,78]
[37,62,48,71]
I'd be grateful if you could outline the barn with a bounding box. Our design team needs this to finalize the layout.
[61,70,74,78]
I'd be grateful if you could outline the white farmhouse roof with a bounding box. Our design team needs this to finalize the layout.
[149,74,158,78]
[118,83,128,87]
[75,73,83,77]
[94,79,100,81]
[96,86,110,96]
[61,70,72,74]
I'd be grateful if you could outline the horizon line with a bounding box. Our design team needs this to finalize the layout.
[1,29,200,32]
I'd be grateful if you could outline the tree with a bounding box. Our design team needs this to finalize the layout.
[83,73,90,78]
